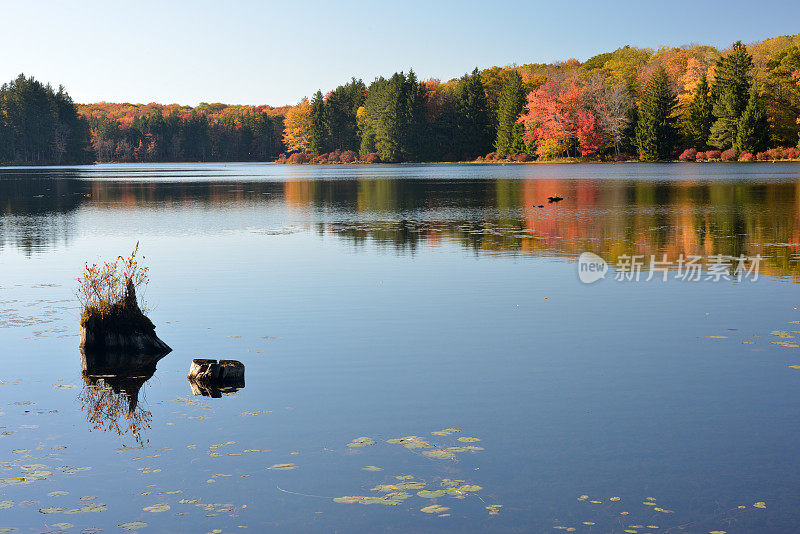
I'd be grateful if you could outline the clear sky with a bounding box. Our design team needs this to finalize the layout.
[2,0,799,107]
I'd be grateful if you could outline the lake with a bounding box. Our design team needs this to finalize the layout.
[2,162,800,533]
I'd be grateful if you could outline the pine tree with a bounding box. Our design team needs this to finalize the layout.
[635,67,678,161]
[454,68,491,159]
[494,70,526,158]
[308,90,328,156]
[709,41,753,149]
[685,74,713,149]
[734,87,770,154]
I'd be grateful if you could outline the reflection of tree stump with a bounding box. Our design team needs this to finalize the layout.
[187,359,245,397]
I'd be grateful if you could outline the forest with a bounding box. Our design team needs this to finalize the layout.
[1,33,799,165]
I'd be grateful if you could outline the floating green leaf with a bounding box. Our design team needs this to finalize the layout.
[421,504,450,514]
[0,501,12,509]
[347,437,376,448]
[143,503,170,513]
[457,437,480,443]
[118,522,148,530]
[432,428,460,436]
[39,507,66,514]
[417,490,447,498]
[362,465,383,471]
[267,463,297,470]
[422,449,454,460]
[47,491,68,497]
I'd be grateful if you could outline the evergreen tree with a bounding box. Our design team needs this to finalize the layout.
[454,68,491,160]
[685,74,713,149]
[709,41,753,149]
[325,78,366,152]
[308,90,328,156]
[494,70,526,157]
[360,72,427,162]
[734,87,770,154]
[634,67,678,161]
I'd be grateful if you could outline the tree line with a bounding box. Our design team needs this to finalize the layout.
[284,37,800,163]
[2,33,799,165]
[0,74,92,164]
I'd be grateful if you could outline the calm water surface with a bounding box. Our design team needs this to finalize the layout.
[2,162,800,533]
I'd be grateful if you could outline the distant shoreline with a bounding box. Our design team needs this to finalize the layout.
[3,159,800,168]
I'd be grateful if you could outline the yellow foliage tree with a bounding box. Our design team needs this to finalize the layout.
[282,98,312,153]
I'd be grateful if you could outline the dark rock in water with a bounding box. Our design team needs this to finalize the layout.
[187,359,245,397]
[79,281,171,355]
[547,196,564,203]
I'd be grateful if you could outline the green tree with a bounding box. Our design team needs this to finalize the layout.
[494,70,526,157]
[684,74,713,149]
[308,90,329,156]
[734,87,770,154]
[454,68,491,159]
[360,71,427,162]
[325,78,366,152]
[634,67,677,161]
[709,41,753,149]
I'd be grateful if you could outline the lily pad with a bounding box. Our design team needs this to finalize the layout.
[431,428,460,436]
[48,491,69,497]
[51,523,74,530]
[457,437,480,443]
[40,507,66,514]
[347,437,376,448]
[267,463,297,470]
[387,436,430,449]
[333,496,363,504]
[362,465,383,471]
[143,503,170,513]
[0,501,12,509]
[417,490,447,498]
[422,449,455,460]
[118,522,148,530]
[421,504,450,514]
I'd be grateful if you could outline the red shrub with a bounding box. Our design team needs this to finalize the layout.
[474,156,484,162]
[485,152,497,161]
[328,150,341,162]
[695,152,707,161]
[679,148,697,161]
[785,147,800,160]
[361,153,381,164]
[340,150,357,163]
[513,152,531,162]
[765,147,786,160]
[738,152,754,162]
[721,148,737,161]
[756,151,770,161]
[276,153,288,164]
[287,152,308,164]
[706,150,721,160]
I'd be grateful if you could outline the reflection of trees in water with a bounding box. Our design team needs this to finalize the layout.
[79,374,152,445]
[3,170,800,277]
[79,349,167,445]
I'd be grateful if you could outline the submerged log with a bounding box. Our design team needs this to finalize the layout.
[187,358,245,397]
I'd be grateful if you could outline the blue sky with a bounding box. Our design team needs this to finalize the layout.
[2,0,799,106]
